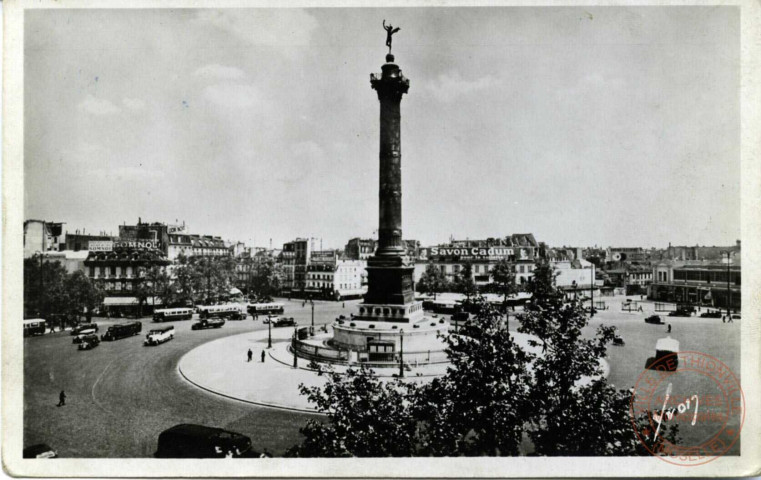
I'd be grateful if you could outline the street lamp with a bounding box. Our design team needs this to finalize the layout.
[399,329,405,378]
[292,323,299,369]
[590,263,595,318]
[34,251,45,318]
[267,315,272,349]
[722,251,733,319]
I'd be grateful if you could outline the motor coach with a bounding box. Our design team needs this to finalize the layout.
[153,308,193,322]
[144,325,174,346]
[101,321,142,341]
[247,302,284,316]
[197,304,246,320]
[23,319,47,337]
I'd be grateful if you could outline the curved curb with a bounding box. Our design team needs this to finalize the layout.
[177,354,321,415]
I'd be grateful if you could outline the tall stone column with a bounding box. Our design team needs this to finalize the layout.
[364,53,414,306]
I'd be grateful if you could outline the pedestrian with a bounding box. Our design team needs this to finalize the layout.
[247,348,253,362]
[667,324,672,334]
[728,314,734,323]
[342,302,345,308]
[722,315,726,323]
[261,350,266,363]
[57,390,66,407]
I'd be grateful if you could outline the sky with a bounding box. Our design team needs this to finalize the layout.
[24,7,740,250]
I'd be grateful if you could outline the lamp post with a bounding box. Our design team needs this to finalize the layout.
[292,323,299,368]
[310,298,315,329]
[399,329,404,378]
[722,251,732,318]
[34,251,45,318]
[267,315,272,348]
[590,263,594,318]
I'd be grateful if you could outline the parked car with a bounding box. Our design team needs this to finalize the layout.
[730,314,741,321]
[155,424,258,458]
[700,310,722,318]
[273,317,296,327]
[23,444,58,459]
[645,315,664,325]
[191,317,226,330]
[668,309,693,317]
[70,323,99,335]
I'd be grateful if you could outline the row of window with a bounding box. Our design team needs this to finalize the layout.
[433,263,534,275]
[89,266,139,278]
[673,269,741,285]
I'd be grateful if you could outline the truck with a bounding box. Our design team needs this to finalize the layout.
[191,317,226,330]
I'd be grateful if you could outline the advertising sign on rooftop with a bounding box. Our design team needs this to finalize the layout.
[88,241,113,252]
[422,246,535,261]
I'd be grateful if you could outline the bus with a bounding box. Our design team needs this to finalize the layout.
[153,308,194,322]
[247,302,285,316]
[197,304,246,320]
[101,321,142,341]
[144,325,174,346]
[23,319,47,337]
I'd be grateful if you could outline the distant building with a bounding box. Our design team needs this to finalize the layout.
[23,220,65,258]
[650,260,741,310]
[39,250,90,274]
[344,238,376,260]
[305,250,367,300]
[416,233,540,286]
[282,238,311,295]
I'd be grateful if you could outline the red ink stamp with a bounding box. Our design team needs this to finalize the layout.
[630,351,745,466]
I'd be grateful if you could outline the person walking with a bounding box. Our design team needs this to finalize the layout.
[667,324,672,334]
[261,350,266,363]
[247,348,253,362]
[57,390,66,407]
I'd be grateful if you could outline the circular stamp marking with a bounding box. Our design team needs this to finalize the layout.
[630,351,744,466]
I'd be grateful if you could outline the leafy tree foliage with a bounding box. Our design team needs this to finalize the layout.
[417,262,449,299]
[454,260,477,301]
[64,270,105,322]
[191,256,237,304]
[172,253,202,306]
[489,258,517,311]
[289,257,681,457]
[287,366,420,457]
[246,256,284,302]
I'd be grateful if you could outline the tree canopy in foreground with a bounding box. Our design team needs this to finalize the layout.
[288,258,679,457]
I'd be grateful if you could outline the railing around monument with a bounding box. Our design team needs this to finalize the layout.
[290,336,449,367]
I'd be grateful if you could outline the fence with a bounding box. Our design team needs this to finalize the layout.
[654,302,677,312]
[291,338,450,366]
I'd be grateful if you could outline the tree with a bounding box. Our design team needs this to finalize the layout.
[454,261,477,302]
[288,259,681,457]
[247,257,284,302]
[23,257,68,319]
[64,271,105,322]
[417,262,448,299]
[172,253,201,306]
[144,265,174,309]
[192,256,236,304]
[286,366,420,457]
[517,259,679,455]
[414,298,533,456]
[490,258,517,314]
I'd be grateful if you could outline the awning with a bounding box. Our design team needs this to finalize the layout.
[103,297,163,306]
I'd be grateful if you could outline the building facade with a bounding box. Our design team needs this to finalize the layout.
[281,238,311,294]
[24,220,65,258]
[415,233,540,286]
[305,251,367,300]
[649,261,741,310]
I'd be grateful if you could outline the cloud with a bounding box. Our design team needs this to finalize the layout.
[122,97,146,111]
[78,94,121,115]
[425,72,500,103]
[202,82,263,109]
[193,64,247,81]
[192,10,318,47]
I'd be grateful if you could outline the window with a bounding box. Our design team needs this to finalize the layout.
[519,265,525,273]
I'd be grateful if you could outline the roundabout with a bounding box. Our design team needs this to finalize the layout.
[177,323,568,413]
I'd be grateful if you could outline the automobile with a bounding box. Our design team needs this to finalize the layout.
[191,317,226,330]
[645,315,664,325]
[645,337,680,371]
[700,310,723,318]
[730,314,741,321]
[72,331,97,344]
[144,325,175,346]
[612,337,625,346]
[262,315,276,324]
[155,424,260,458]
[70,323,99,335]
[668,309,693,317]
[78,334,101,350]
[451,311,469,322]
[272,317,296,327]
[23,444,58,459]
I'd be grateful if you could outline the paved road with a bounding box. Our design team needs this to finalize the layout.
[24,299,353,457]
